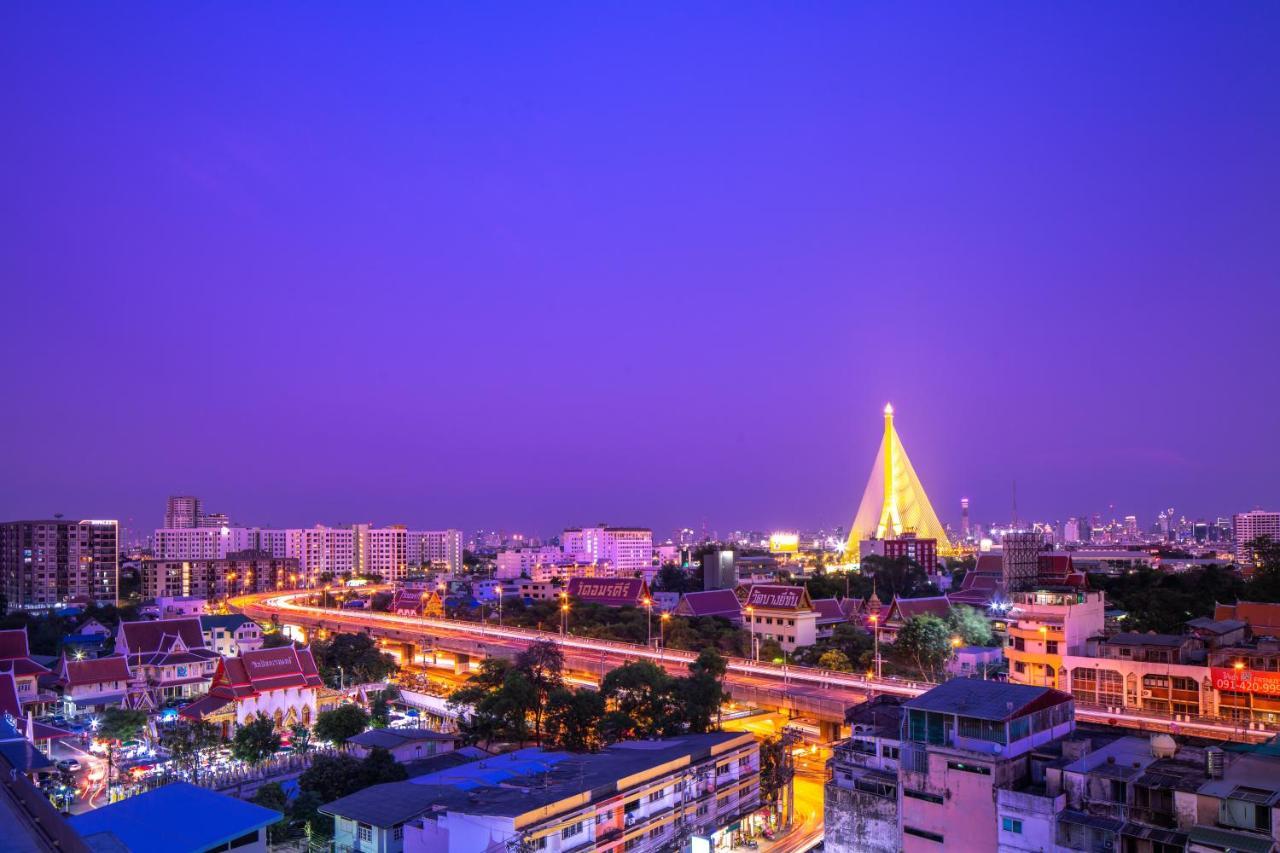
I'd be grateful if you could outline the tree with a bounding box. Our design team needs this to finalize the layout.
[947,604,993,647]
[298,753,364,802]
[514,640,564,745]
[679,648,728,733]
[357,747,408,788]
[545,687,606,752]
[311,632,398,687]
[290,789,328,838]
[758,638,785,663]
[289,722,313,755]
[894,614,952,681]
[600,661,681,739]
[1245,536,1280,602]
[370,691,392,728]
[250,782,290,843]
[160,718,221,784]
[817,649,853,672]
[314,704,369,748]
[97,707,147,791]
[859,554,939,600]
[261,631,294,649]
[758,735,791,817]
[232,713,281,766]
[652,564,701,594]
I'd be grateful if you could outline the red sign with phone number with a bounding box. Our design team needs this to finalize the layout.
[1212,667,1280,695]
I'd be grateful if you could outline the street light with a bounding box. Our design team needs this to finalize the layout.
[1039,626,1050,686]
[561,600,570,636]
[660,612,670,659]
[746,605,757,661]
[643,596,653,647]
[495,585,503,626]
[869,614,882,679]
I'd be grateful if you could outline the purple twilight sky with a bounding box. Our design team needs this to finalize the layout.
[3,4,1279,542]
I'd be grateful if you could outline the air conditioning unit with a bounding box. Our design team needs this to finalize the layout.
[1141,690,1152,698]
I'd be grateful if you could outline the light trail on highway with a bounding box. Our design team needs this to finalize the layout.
[237,589,1279,743]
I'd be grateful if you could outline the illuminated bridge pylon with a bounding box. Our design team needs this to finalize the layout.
[846,403,952,556]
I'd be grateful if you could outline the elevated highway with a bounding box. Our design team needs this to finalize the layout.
[235,590,1278,744]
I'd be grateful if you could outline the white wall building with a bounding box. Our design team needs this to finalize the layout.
[405,529,463,574]
[563,526,653,579]
[1233,510,1280,564]
[154,526,258,560]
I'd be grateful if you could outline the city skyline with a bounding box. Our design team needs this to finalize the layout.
[5,4,1279,538]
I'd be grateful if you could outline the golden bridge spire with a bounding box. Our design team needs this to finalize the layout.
[846,403,952,557]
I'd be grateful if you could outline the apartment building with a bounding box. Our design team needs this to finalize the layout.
[153,526,258,560]
[0,518,119,608]
[1233,510,1280,565]
[1005,587,1106,690]
[405,529,463,574]
[495,545,567,579]
[825,696,905,853]
[164,495,202,529]
[322,732,761,853]
[897,680,1076,851]
[141,551,299,599]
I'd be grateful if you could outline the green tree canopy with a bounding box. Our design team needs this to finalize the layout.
[314,703,370,748]
[947,604,994,646]
[231,713,281,766]
[311,633,398,687]
[250,782,290,843]
[893,614,952,681]
[545,687,606,752]
[600,660,682,739]
[817,649,853,672]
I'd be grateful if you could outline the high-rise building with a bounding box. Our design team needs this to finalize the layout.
[0,518,119,608]
[155,526,259,560]
[200,512,230,528]
[563,526,654,578]
[405,529,463,574]
[846,404,951,555]
[702,549,735,590]
[1233,510,1280,565]
[165,495,203,529]
[960,497,970,541]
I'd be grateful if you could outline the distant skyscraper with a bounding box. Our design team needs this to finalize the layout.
[1233,510,1280,565]
[563,526,654,578]
[0,518,119,607]
[847,404,951,555]
[1123,515,1139,540]
[961,498,971,541]
[165,495,202,529]
[201,512,229,528]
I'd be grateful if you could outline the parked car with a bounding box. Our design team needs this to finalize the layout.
[56,758,82,773]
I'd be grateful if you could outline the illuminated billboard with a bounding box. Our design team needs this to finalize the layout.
[769,532,799,554]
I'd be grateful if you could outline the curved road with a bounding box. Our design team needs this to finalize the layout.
[235,589,1278,743]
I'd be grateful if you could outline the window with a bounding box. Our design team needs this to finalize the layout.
[357,823,373,843]
[904,788,944,805]
[1002,817,1023,833]
[1046,641,1059,655]
[1014,661,1026,674]
[561,821,584,839]
[904,827,944,843]
[882,745,900,760]
[392,825,404,841]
